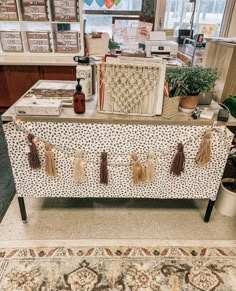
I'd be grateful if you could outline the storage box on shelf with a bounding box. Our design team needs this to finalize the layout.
[0,0,18,21]
[0,30,23,52]
[26,31,51,53]
[52,0,78,22]
[0,0,84,55]
[54,31,79,53]
[22,0,48,21]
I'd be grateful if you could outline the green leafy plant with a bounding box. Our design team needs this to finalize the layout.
[166,67,217,97]
[108,39,120,51]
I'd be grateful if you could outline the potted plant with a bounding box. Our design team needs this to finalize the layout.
[166,67,217,113]
[108,39,120,55]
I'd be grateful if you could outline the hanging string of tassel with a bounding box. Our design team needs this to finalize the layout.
[12,119,230,159]
[12,118,232,179]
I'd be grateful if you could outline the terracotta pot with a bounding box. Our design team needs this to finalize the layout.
[179,95,199,110]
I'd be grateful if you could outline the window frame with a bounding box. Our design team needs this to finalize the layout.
[155,0,228,36]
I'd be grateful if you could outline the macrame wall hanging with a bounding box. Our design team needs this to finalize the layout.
[97,63,165,116]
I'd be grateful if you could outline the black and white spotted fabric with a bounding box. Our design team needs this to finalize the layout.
[3,121,233,200]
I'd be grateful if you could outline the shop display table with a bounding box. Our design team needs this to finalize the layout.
[2,81,236,223]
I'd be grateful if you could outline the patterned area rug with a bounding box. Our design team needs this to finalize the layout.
[0,246,236,290]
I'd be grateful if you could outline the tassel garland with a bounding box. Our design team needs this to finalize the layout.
[27,134,41,170]
[45,143,56,177]
[100,151,108,184]
[73,149,85,183]
[196,130,212,166]
[170,143,185,176]
[145,150,155,182]
[131,153,144,184]
[21,126,216,181]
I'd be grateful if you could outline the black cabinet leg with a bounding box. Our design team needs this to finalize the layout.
[204,199,215,223]
[18,197,27,224]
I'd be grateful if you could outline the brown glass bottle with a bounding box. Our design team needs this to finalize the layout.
[73,78,85,114]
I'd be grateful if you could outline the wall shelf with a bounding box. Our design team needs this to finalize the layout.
[0,0,84,56]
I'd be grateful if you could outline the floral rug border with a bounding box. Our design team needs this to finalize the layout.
[1,246,236,291]
[1,246,236,259]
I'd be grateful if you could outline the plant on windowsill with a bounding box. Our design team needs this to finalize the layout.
[166,66,217,113]
[108,39,120,55]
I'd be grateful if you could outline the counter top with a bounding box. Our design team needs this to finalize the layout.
[2,80,236,126]
[0,55,77,66]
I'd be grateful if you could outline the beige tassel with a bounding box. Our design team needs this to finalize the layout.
[196,130,212,167]
[45,143,56,177]
[131,153,144,184]
[145,150,155,182]
[73,149,85,183]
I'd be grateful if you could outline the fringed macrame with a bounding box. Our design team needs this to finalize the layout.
[196,130,212,167]
[131,153,144,184]
[145,150,155,182]
[170,143,185,176]
[45,143,56,177]
[100,151,108,184]
[27,133,41,170]
[73,149,85,183]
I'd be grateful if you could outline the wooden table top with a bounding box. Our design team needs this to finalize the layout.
[2,80,236,126]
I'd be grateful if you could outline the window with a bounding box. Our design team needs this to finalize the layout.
[83,0,143,35]
[164,0,227,37]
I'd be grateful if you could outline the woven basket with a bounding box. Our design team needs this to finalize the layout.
[162,96,180,118]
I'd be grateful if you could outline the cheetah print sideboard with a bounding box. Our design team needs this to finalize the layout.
[3,121,233,201]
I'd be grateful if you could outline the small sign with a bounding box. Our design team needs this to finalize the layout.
[199,24,217,37]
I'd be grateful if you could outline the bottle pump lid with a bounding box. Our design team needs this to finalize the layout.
[73,56,90,64]
[76,78,84,93]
